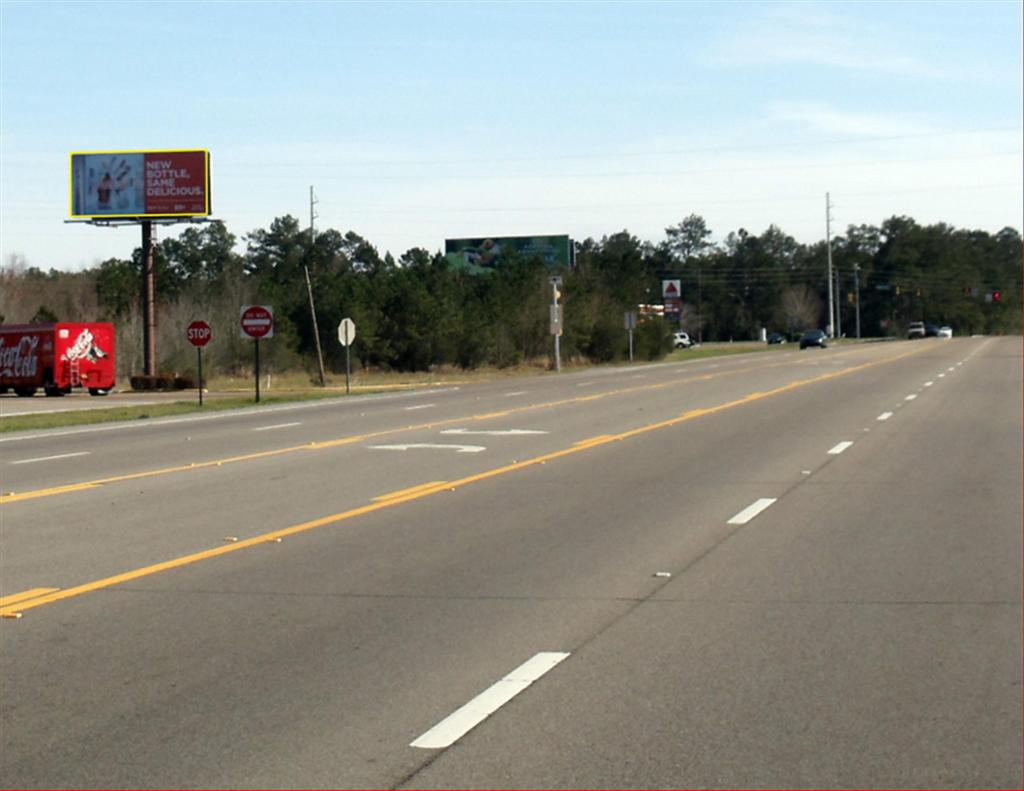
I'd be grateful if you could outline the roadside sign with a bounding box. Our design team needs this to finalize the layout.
[549,304,563,336]
[337,317,356,346]
[662,280,681,298]
[240,305,274,339]
[186,320,212,347]
[624,312,637,330]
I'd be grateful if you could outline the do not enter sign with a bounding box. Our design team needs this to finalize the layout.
[240,305,274,339]
[187,320,212,347]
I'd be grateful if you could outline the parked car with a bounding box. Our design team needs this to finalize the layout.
[799,329,828,349]
[907,321,926,339]
[937,325,953,338]
[767,332,787,344]
[925,323,939,337]
[673,331,693,349]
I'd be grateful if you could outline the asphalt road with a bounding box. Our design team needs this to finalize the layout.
[1,338,1020,789]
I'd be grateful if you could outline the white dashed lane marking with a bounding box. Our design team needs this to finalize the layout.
[727,498,777,525]
[828,441,854,455]
[252,422,302,432]
[878,412,893,421]
[10,451,91,465]
[411,652,571,749]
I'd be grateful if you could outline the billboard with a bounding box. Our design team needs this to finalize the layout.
[69,150,210,218]
[445,234,572,273]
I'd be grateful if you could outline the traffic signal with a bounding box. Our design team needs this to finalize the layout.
[993,291,1001,301]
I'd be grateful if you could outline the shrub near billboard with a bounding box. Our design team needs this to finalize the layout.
[69,149,211,218]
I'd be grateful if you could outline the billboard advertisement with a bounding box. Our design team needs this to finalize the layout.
[444,234,572,273]
[69,150,210,218]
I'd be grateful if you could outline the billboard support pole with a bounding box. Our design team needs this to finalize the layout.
[141,220,156,377]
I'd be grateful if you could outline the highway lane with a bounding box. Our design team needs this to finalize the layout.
[0,343,908,498]
[0,337,1019,788]
[0,342,936,594]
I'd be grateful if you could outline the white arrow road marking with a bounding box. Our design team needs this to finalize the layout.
[411,652,570,749]
[727,498,777,525]
[441,429,548,436]
[369,444,486,453]
[11,451,90,465]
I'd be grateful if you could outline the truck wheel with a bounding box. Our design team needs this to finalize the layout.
[45,384,66,397]
[14,386,37,397]
[88,388,111,396]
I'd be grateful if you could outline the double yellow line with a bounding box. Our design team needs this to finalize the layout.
[1,345,929,618]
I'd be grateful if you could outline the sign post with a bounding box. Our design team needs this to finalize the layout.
[624,312,637,362]
[240,305,274,403]
[337,317,356,395]
[549,276,563,372]
[186,320,212,405]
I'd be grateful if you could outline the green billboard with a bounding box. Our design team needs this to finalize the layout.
[445,234,572,273]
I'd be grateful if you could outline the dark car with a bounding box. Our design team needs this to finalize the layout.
[925,323,939,337]
[799,329,828,349]
[767,332,787,344]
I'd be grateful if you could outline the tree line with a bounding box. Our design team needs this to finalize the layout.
[1,213,1019,382]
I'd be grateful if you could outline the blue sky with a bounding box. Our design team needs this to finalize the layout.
[2,0,1021,271]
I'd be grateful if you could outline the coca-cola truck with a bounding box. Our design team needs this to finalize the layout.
[0,323,116,397]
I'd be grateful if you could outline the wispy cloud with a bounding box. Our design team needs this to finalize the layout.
[707,3,950,79]
[765,102,937,137]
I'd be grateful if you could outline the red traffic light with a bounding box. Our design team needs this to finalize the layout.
[993,291,1001,301]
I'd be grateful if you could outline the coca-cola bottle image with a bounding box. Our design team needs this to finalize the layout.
[97,172,113,210]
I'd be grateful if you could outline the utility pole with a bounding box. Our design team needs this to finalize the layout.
[835,266,842,338]
[826,192,835,338]
[697,266,703,344]
[854,263,861,339]
[306,186,326,386]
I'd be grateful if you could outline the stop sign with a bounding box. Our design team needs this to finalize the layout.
[187,320,212,347]
[240,305,274,339]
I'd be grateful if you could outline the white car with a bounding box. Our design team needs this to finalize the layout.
[937,326,953,338]
[673,331,693,349]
